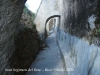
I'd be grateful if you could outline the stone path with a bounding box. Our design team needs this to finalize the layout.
[26,33,66,75]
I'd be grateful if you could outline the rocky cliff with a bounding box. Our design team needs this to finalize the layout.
[11,6,39,75]
[0,0,26,75]
[0,1,39,75]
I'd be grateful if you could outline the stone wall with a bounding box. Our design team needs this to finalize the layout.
[34,0,62,41]
[0,0,26,75]
[35,0,100,75]
[62,0,100,38]
[57,0,100,75]
[56,29,100,75]
[48,19,54,31]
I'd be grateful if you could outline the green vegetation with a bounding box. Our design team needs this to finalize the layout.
[97,29,100,33]
[94,4,100,36]
[22,6,36,27]
[23,6,35,19]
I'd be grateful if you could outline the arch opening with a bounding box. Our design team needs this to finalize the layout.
[45,15,61,39]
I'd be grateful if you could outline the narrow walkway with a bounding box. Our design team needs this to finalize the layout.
[26,33,66,75]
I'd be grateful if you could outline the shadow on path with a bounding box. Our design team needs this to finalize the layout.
[26,33,66,75]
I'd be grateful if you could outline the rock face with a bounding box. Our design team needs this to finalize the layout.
[0,1,39,75]
[12,24,39,75]
[0,0,26,75]
[11,7,39,75]
[10,7,39,75]
[35,0,100,75]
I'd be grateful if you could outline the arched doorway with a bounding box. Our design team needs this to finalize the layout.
[44,15,61,39]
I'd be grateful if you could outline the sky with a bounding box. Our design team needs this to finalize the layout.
[25,0,42,13]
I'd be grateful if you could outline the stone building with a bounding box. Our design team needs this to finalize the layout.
[35,0,100,75]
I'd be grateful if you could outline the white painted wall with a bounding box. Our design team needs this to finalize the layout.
[34,0,100,75]
[34,0,62,41]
